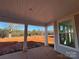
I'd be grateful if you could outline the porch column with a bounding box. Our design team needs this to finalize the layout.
[44,26,48,46]
[54,21,59,50]
[23,25,28,51]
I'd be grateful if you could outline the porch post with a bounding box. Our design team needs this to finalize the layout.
[54,21,59,50]
[44,26,48,46]
[23,25,28,51]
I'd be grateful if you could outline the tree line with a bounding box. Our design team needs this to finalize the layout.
[0,23,54,38]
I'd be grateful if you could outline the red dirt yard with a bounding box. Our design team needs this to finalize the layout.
[0,36,54,44]
[0,36,54,55]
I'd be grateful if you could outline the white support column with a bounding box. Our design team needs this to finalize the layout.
[44,26,48,46]
[23,25,28,51]
[54,21,59,50]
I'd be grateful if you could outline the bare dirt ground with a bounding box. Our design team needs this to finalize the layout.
[0,36,54,49]
[0,36,54,45]
[0,36,54,55]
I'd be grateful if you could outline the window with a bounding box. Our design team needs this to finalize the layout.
[58,20,75,47]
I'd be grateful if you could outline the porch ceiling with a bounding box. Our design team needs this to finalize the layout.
[0,0,79,26]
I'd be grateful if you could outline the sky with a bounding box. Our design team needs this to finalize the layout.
[0,22,54,31]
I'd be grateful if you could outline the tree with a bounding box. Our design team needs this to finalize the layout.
[31,30,37,35]
[28,31,31,36]
[0,30,8,38]
[6,23,19,38]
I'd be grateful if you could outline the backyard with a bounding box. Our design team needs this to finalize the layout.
[0,22,54,55]
[0,35,54,55]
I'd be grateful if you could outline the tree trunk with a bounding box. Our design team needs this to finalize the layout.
[9,33,12,38]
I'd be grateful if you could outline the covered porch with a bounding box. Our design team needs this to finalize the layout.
[0,0,79,59]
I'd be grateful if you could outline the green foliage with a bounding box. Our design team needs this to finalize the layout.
[11,30,24,37]
[0,29,8,38]
[28,30,44,36]
[0,28,24,38]
[28,30,54,36]
[30,30,38,35]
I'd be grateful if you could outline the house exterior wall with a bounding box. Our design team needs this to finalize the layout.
[54,14,79,59]
[74,14,79,47]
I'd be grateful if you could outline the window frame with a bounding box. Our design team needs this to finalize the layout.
[57,16,79,49]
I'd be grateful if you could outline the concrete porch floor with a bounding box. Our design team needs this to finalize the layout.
[0,46,71,59]
[23,46,71,59]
